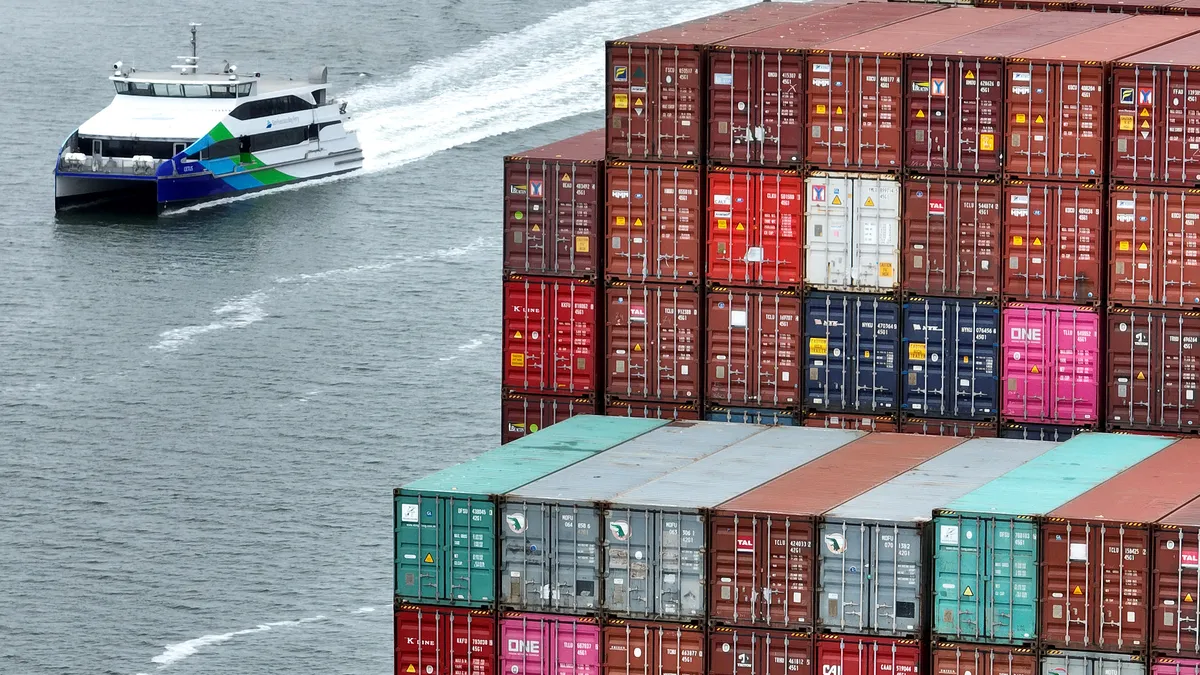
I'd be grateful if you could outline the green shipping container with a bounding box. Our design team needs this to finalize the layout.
[931,432,1175,645]
[393,415,665,607]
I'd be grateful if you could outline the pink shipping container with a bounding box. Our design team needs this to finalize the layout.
[500,613,601,675]
[1001,303,1102,426]
[1154,661,1200,675]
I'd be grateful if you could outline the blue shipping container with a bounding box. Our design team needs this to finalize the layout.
[931,432,1175,645]
[805,292,900,413]
[705,406,797,425]
[901,297,999,420]
[999,422,1088,442]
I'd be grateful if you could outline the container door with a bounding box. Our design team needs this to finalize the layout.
[1163,67,1200,184]
[1056,64,1106,180]
[807,53,854,169]
[957,59,1004,176]
[1053,185,1103,303]
[756,292,803,407]
[903,299,950,418]
[606,164,654,280]
[710,513,762,626]
[764,516,817,630]
[934,515,985,640]
[806,174,854,288]
[806,293,852,411]
[1152,527,1200,654]
[501,500,552,609]
[605,284,702,403]
[505,159,551,275]
[761,52,806,167]
[654,165,703,281]
[394,608,440,675]
[1111,65,1161,183]
[658,512,707,621]
[763,632,813,675]
[450,609,497,675]
[603,623,652,673]
[501,615,551,675]
[819,520,871,633]
[552,162,600,276]
[906,56,954,173]
[1162,190,1200,310]
[554,619,602,675]
[850,177,901,290]
[1108,189,1160,307]
[1003,182,1052,301]
[903,178,1002,297]
[1160,311,1200,430]
[855,55,904,170]
[953,300,1000,420]
[853,297,900,413]
[708,169,757,286]
[708,49,756,165]
[709,629,760,675]
[988,518,1037,642]
[657,626,706,675]
[1002,305,1052,423]
[395,493,445,603]
[1106,311,1155,429]
[707,290,754,405]
[604,508,654,617]
[877,523,922,636]
[1096,524,1150,651]
[656,46,703,162]
[757,171,804,286]
[607,47,654,160]
[554,505,602,614]
[449,496,496,605]
[1050,308,1101,424]
[1006,62,1053,178]
[1041,521,1091,648]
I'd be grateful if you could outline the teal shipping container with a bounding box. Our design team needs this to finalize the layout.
[393,415,665,607]
[931,432,1175,645]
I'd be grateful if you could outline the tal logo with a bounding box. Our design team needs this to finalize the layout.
[736,536,754,553]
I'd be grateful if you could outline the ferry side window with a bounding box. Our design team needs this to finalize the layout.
[237,84,252,97]
[184,84,209,98]
[312,89,325,105]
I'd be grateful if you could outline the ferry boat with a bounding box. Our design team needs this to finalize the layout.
[54,24,363,213]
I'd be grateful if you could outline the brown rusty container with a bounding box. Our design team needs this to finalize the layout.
[1006,16,1200,181]
[501,392,596,444]
[706,286,802,408]
[1153,481,1200,656]
[1107,308,1200,433]
[605,161,702,284]
[706,2,947,167]
[1002,179,1104,304]
[804,412,899,432]
[932,643,1038,675]
[709,433,962,630]
[602,620,705,675]
[900,418,999,437]
[905,12,1125,176]
[605,281,702,404]
[605,398,701,421]
[1041,437,1198,653]
[1108,186,1200,309]
[903,175,1003,298]
[709,627,813,675]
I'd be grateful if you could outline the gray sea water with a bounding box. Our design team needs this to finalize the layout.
[0,0,751,673]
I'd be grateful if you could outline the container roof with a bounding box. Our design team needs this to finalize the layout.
[816,7,1032,54]
[613,1,847,47]
[718,433,963,516]
[916,11,1126,58]
[400,415,665,496]
[1015,15,1200,62]
[716,2,947,50]
[1120,30,1200,65]
[506,420,766,502]
[611,426,866,510]
[1048,437,1200,523]
[826,438,1059,523]
[507,129,604,163]
[942,432,1176,517]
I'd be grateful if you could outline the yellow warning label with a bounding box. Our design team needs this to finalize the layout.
[614,93,628,109]
[616,216,626,226]
[1140,242,1149,251]
[863,350,871,359]
[514,330,523,339]
[909,343,928,361]
[981,134,995,152]
[634,217,643,227]
[1188,593,1195,603]
[1119,241,1130,251]
[424,553,435,564]
[832,195,843,206]
[634,97,643,108]
[916,110,926,119]
[1120,115,1135,131]
[1137,371,1146,381]
[633,343,643,352]
[817,104,827,114]
[407,666,417,673]
[735,223,745,231]
[1035,114,1045,124]
[1013,235,1024,246]
[1017,113,1027,124]
[1141,108,1151,117]
[810,337,829,356]
[576,236,590,253]
[964,586,974,597]
[864,196,876,207]
[717,219,728,230]
[1033,237,1042,247]
[531,224,541,233]
[510,353,525,367]
[963,356,970,363]
[879,261,894,278]
[1073,585,1083,596]
[966,70,975,80]
[836,106,844,115]
[1032,365,1041,374]
[1143,120,1151,129]
[563,173,571,182]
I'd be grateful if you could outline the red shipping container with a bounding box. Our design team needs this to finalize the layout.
[1001,303,1102,426]
[1002,180,1104,304]
[1108,186,1200,309]
[804,412,899,432]
[932,643,1037,675]
[816,635,921,675]
[1112,34,1200,185]
[1006,16,1200,181]
[606,2,835,163]
[501,392,597,444]
[807,8,1027,171]
[706,2,947,166]
[605,398,702,420]
[903,175,1003,297]
[602,620,704,675]
[706,286,802,407]
[900,418,998,437]
[905,13,1125,175]
[710,433,961,630]
[503,276,598,395]
[1154,492,1200,655]
[707,167,803,287]
[1107,308,1200,432]
[605,282,701,403]
[504,130,604,277]
[1041,438,1200,652]
[394,606,495,675]
[709,627,813,675]
[605,162,702,283]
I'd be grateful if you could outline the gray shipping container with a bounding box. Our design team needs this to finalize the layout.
[1040,651,1145,675]
[604,426,867,621]
[499,420,766,613]
[818,438,1059,636]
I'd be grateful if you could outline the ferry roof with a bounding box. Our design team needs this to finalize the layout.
[113,71,313,95]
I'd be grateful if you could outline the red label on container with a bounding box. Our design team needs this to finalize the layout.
[1182,549,1200,568]
[737,536,755,553]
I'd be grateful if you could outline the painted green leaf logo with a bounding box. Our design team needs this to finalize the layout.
[825,533,847,555]
[609,520,631,541]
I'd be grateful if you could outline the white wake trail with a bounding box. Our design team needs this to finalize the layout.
[138,615,326,672]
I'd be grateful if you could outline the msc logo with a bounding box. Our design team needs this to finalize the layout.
[825,533,847,555]
[610,520,632,541]
[1011,327,1042,342]
[529,179,543,198]
[614,65,628,83]
[506,513,527,534]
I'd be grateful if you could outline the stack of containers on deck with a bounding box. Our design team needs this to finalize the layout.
[996,16,1200,440]
[931,433,1176,675]
[603,2,845,425]
[1151,465,1200,668]
[501,131,606,442]
[496,422,867,675]
[707,432,965,675]
[1105,33,1200,434]
[392,415,664,674]
[1036,438,1200,675]
[700,1,951,430]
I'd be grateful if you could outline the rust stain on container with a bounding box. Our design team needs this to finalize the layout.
[903,175,1003,297]
[1108,186,1200,309]
[1002,180,1103,303]
[602,620,705,675]
[1106,307,1200,432]
[605,282,701,404]
[605,162,702,283]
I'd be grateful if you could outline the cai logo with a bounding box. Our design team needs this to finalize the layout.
[609,520,632,541]
[529,179,543,198]
[506,513,527,534]
[825,533,847,555]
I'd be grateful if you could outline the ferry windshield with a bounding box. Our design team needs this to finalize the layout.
[115,81,253,98]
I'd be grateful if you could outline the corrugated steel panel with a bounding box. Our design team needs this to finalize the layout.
[707,168,804,287]
[902,176,1003,298]
[503,276,598,395]
[606,399,702,420]
[805,292,901,414]
[1107,308,1200,433]
[932,432,1175,644]
[605,282,702,403]
[1001,422,1090,441]
[805,412,899,432]
[501,393,596,444]
[605,162,702,283]
[902,417,998,437]
[709,627,813,675]
[498,612,601,675]
[933,643,1038,675]
[1002,180,1103,304]
[902,296,1000,421]
[1002,303,1102,426]
[805,172,901,292]
[816,635,920,675]
[1108,187,1200,310]
[706,405,799,426]
[394,605,495,675]
[707,287,802,407]
[818,437,1058,637]
[1040,650,1146,675]
[601,620,705,675]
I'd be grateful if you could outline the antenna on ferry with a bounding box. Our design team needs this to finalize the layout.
[190,22,201,59]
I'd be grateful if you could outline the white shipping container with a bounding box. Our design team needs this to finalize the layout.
[805,172,901,291]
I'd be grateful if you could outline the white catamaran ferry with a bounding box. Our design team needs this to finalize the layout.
[55,24,363,213]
